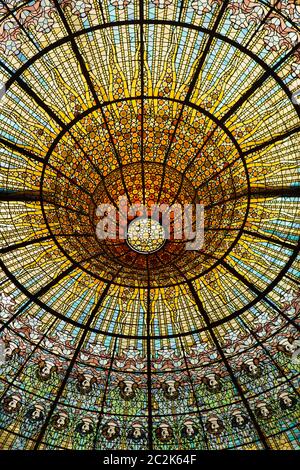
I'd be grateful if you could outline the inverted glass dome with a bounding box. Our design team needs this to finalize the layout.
[0,0,299,451]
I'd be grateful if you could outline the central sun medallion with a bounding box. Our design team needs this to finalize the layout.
[126,217,166,254]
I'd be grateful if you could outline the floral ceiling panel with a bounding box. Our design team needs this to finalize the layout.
[0,0,299,451]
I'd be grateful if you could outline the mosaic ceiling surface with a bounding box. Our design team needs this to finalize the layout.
[0,0,299,450]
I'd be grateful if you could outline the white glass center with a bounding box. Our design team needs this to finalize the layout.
[126,217,166,254]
